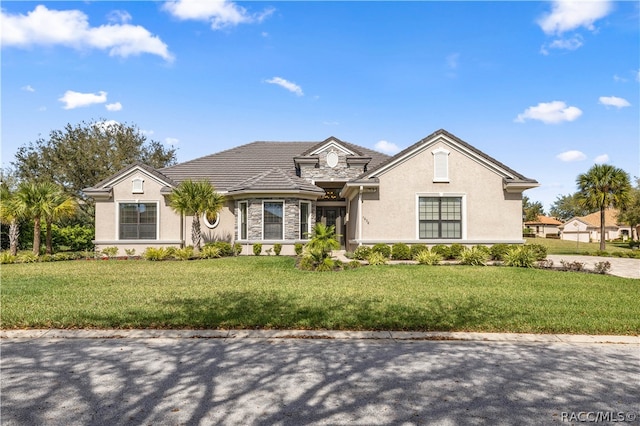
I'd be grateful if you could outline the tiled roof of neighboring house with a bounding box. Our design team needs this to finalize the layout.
[227,168,325,194]
[364,129,537,183]
[525,215,563,226]
[578,209,624,228]
[160,140,389,191]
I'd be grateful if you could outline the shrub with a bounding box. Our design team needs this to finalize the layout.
[18,252,39,263]
[415,250,442,265]
[1,252,16,264]
[560,260,585,272]
[294,243,304,256]
[504,246,536,268]
[298,256,316,271]
[353,245,372,260]
[431,244,451,259]
[316,257,335,272]
[391,243,411,260]
[594,250,609,257]
[165,247,178,258]
[629,240,640,249]
[273,243,282,256]
[252,243,262,256]
[372,243,391,258]
[201,245,221,259]
[410,244,429,259]
[40,254,54,262]
[51,224,95,252]
[209,242,234,257]
[367,251,388,265]
[233,243,242,256]
[101,246,119,258]
[490,244,512,261]
[348,260,362,269]
[459,247,489,266]
[594,261,611,274]
[537,259,554,269]
[125,248,136,257]
[143,247,170,261]
[174,246,194,260]
[472,245,491,256]
[525,243,547,261]
[449,243,465,260]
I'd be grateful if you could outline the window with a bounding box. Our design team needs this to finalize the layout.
[239,202,247,240]
[132,178,144,193]
[419,197,461,239]
[432,148,450,182]
[263,202,283,240]
[119,203,157,240]
[300,202,310,239]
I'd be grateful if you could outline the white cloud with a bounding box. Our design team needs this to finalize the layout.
[163,0,273,30]
[94,120,120,132]
[59,90,107,110]
[637,69,640,82]
[542,34,583,54]
[515,101,583,124]
[375,140,400,155]
[557,150,587,162]
[164,137,179,145]
[594,154,609,163]
[598,96,631,108]
[266,77,303,96]
[107,10,132,24]
[537,0,612,35]
[105,102,122,111]
[22,85,35,92]
[1,5,173,61]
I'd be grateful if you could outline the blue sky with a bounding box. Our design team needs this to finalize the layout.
[2,1,638,210]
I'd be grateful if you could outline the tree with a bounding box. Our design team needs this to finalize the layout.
[0,170,22,255]
[522,196,545,222]
[13,120,177,201]
[618,177,640,240]
[169,180,224,255]
[42,188,77,254]
[305,222,341,261]
[549,193,593,221]
[576,164,632,250]
[13,182,60,255]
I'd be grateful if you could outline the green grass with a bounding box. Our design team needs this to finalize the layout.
[525,237,634,255]
[1,257,639,334]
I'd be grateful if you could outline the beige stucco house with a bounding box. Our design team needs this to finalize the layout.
[84,129,539,255]
[524,215,563,238]
[560,209,631,243]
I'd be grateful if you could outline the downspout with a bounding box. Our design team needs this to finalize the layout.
[358,186,363,246]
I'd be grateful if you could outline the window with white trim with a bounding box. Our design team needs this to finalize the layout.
[119,202,157,239]
[300,202,311,239]
[263,201,284,240]
[418,197,461,239]
[432,148,450,182]
[238,202,248,240]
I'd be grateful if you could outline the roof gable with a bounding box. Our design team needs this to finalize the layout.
[362,129,537,184]
[84,162,176,192]
[302,137,360,156]
[227,168,324,194]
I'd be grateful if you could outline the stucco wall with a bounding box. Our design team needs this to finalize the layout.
[357,142,524,243]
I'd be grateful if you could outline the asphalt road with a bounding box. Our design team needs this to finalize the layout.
[1,337,638,425]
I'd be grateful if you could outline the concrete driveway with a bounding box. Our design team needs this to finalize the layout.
[2,333,638,425]
[545,255,640,279]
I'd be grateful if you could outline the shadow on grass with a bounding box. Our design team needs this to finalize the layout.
[79,291,498,331]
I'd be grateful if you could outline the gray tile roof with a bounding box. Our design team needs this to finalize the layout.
[227,168,325,194]
[160,140,390,191]
[84,162,177,192]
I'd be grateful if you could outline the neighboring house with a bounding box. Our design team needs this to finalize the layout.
[524,215,563,238]
[560,209,631,243]
[84,129,539,255]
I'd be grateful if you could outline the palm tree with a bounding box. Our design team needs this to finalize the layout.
[0,184,21,256]
[169,180,224,255]
[305,222,341,260]
[576,164,631,250]
[42,188,77,254]
[13,181,62,255]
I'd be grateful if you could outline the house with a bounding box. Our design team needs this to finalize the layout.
[560,209,631,243]
[524,215,563,238]
[84,129,539,255]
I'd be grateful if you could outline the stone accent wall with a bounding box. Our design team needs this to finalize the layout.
[300,149,366,181]
[236,198,316,241]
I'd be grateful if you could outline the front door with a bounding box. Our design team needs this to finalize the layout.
[316,206,346,247]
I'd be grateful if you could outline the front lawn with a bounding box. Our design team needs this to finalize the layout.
[1,257,638,334]
[525,237,635,256]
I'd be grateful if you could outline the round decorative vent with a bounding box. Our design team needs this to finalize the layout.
[326,151,339,168]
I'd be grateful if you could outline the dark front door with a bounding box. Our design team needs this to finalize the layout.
[316,206,346,247]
